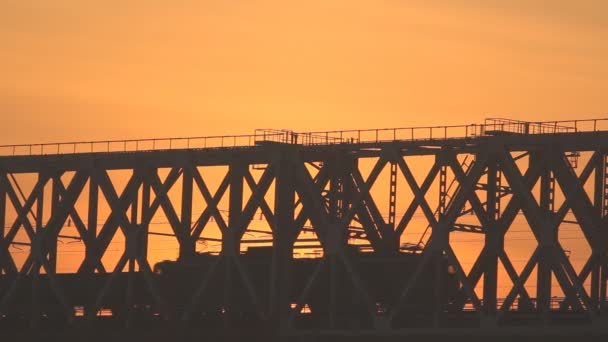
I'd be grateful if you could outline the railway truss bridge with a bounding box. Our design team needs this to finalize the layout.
[1,118,608,339]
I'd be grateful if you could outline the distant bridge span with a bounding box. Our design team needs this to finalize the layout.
[1,118,608,338]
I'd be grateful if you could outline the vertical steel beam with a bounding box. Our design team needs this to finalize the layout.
[327,156,344,326]
[86,172,99,272]
[388,162,398,229]
[36,174,44,230]
[126,171,139,327]
[180,167,194,259]
[130,174,139,227]
[536,151,554,315]
[224,162,244,255]
[434,156,450,327]
[483,159,500,314]
[438,165,447,217]
[432,150,469,327]
[84,172,99,318]
[141,176,150,261]
[47,175,60,273]
[31,172,45,328]
[271,146,294,327]
[592,151,604,308]
[329,154,354,246]
[222,161,246,326]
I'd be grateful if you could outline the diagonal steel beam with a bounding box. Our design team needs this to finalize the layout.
[435,155,487,314]
[28,171,89,322]
[446,245,483,312]
[78,169,142,273]
[463,153,544,308]
[0,174,17,274]
[140,167,182,226]
[351,163,388,233]
[94,169,169,322]
[190,165,229,237]
[294,160,332,245]
[145,168,190,245]
[499,149,594,312]
[499,247,540,312]
[334,155,388,236]
[395,156,439,232]
[549,246,585,312]
[448,154,492,228]
[2,173,49,246]
[236,164,275,240]
[500,250,533,307]
[293,153,378,321]
[51,178,89,241]
[352,170,384,251]
[551,152,601,249]
[395,159,441,238]
[388,154,487,320]
[288,164,331,244]
[244,170,275,233]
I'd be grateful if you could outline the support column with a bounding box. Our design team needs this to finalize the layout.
[271,146,295,328]
[433,152,451,328]
[179,168,194,259]
[31,172,45,328]
[223,162,245,256]
[326,153,351,327]
[46,175,60,273]
[86,172,98,272]
[84,171,98,318]
[222,161,246,327]
[327,157,345,226]
[438,165,447,217]
[140,177,150,261]
[592,152,604,309]
[126,169,141,327]
[385,158,398,252]
[483,159,500,315]
[536,152,555,316]
[388,162,398,230]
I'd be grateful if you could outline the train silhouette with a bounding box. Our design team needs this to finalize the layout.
[0,245,461,328]
[153,245,462,327]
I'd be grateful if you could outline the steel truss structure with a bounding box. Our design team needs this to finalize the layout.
[0,118,608,337]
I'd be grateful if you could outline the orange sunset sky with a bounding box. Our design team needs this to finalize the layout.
[1,1,608,299]
[1,0,607,144]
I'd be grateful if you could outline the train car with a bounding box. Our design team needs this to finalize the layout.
[0,246,460,327]
[153,245,461,327]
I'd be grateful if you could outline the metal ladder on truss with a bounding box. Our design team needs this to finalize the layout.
[411,155,475,249]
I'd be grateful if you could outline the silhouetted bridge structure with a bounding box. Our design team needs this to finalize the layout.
[1,118,608,339]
